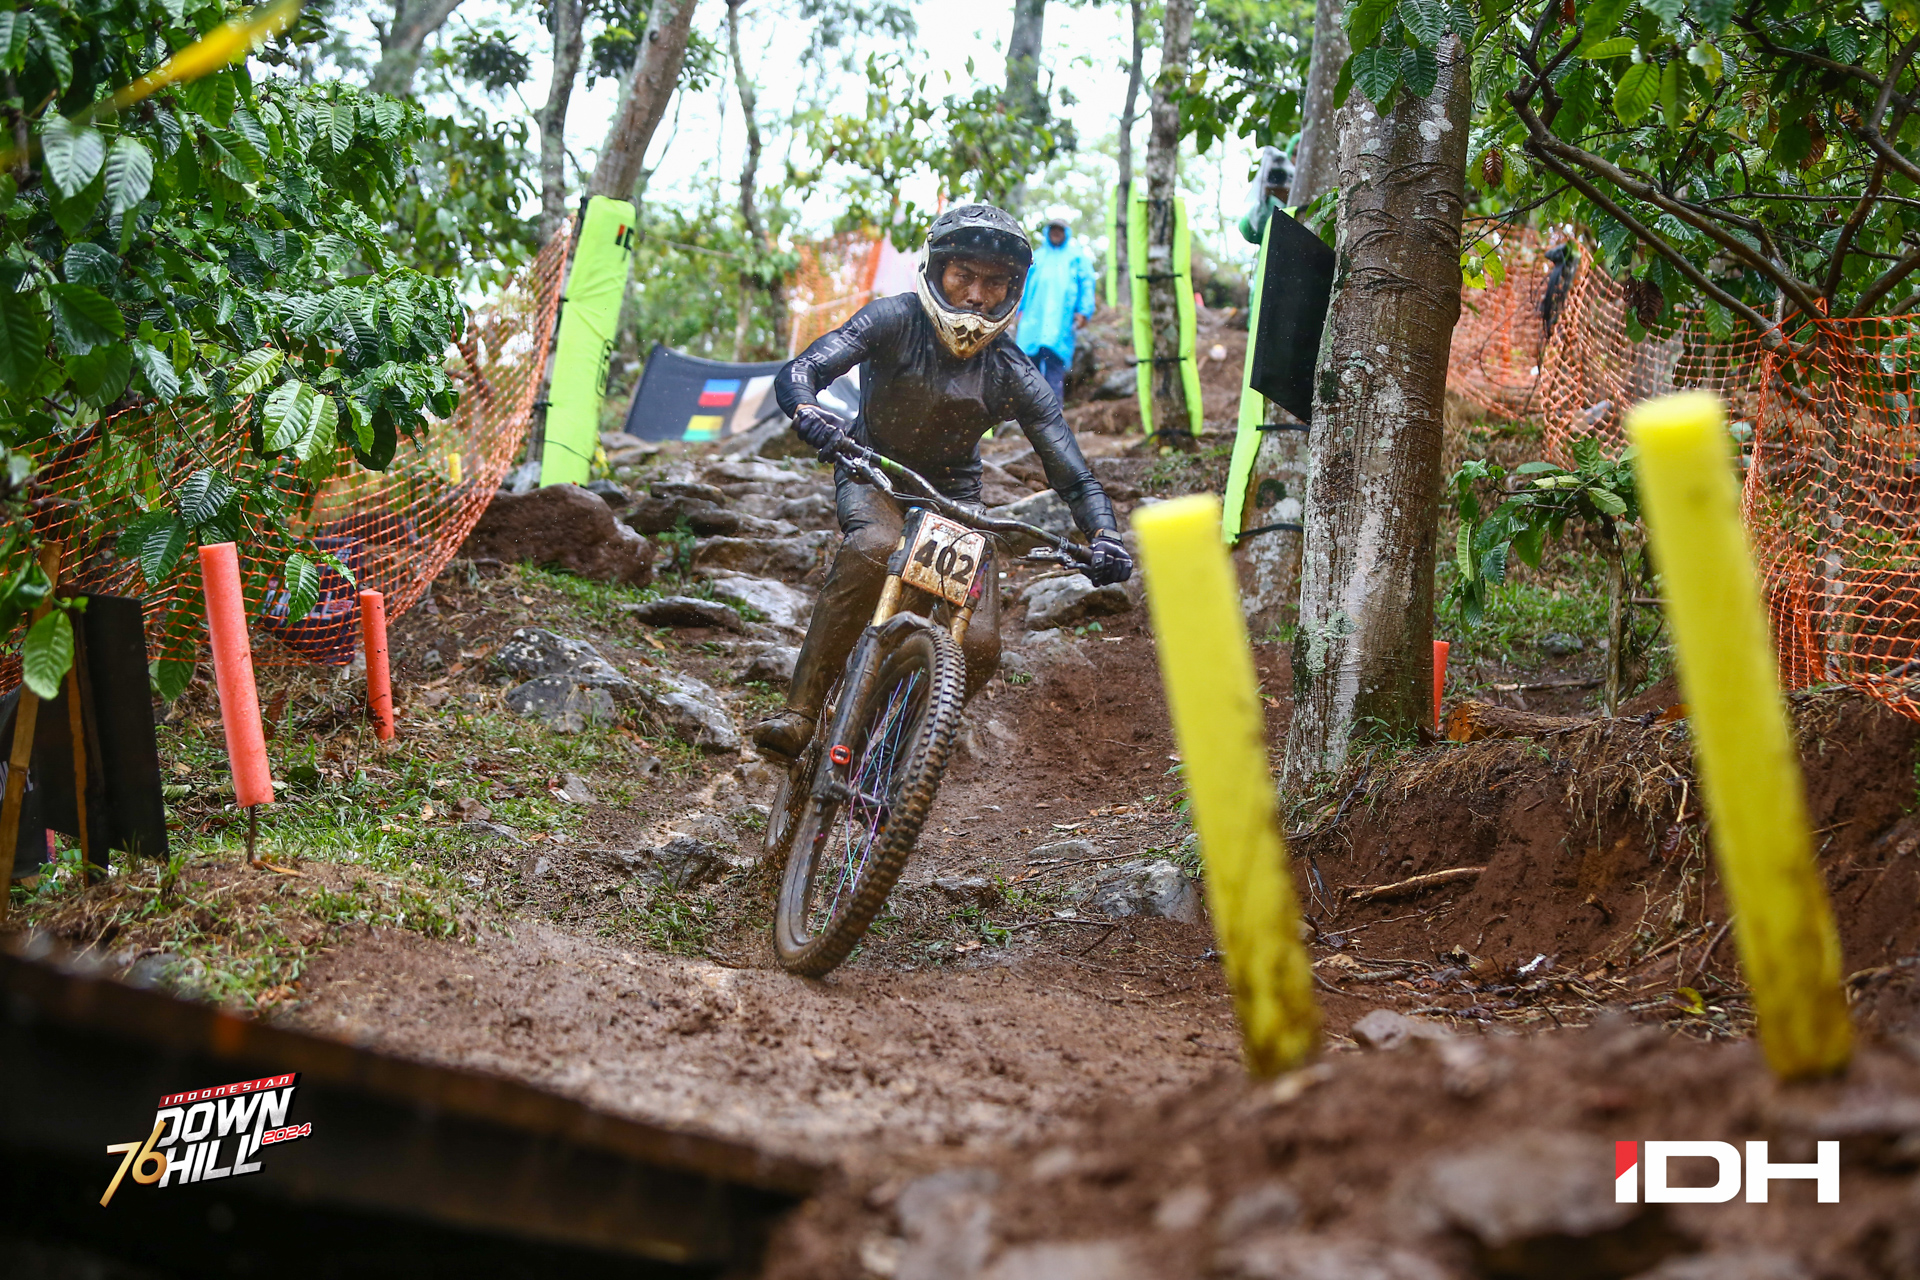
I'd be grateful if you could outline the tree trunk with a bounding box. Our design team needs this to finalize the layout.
[537,0,586,244]
[1289,0,1348,208]
[1004,0,1047,119]
[1001,0,1048,217]
[728,0,788,359]
[590,0,701,201]
[1114,0,1145,300]
[1144,0,1195,443]
[369,0,465,99]
[1282,37,1473,790]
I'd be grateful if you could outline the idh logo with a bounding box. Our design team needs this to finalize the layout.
[100,1073,309,1206]
[1614,1140,1839,1203]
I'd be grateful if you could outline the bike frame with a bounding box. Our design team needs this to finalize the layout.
[805,441,1090,806]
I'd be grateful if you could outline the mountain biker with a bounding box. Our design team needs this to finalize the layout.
[751,203,1134,761]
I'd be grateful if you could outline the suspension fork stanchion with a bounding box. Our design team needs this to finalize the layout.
[950,543,995,649]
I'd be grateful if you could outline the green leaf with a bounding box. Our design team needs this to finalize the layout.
[299,392,338,462]
[0,289,49,388]
[46,284,123,354]
[0,13,26,72]
[1644,0,1685,23]
[1398,0,1446,45]
[1660,57,1685,127]
[1456,523,1474,581]
[263,379,317,452]
[1512,525,1547,569]
[177,468,234,526]
[1575,0,1636,54]
[1351,45,1402,106]
[1580,36,1638,59]
[22,609,73,700]
[124,511,189,583]
[1345,0,1398,49]
[132,339,180,401]
[69,342,132,406]
[48,169,103,239]
[1588,486,1629,516]
[1514,460,1560,474]
[283,552,319,623]
[1828,24,1863,65]
[39,116,105,198]
[1613,62,1660,125]
[1687,0,1735,33]
[228,347,283,395]
[27,13,69,89]
[329,100,355,155]
[62,242,118,286]
[1402,43,1439,98]
[104,136,154,215]
[152,658,195,702]
[1479,542,1509,587]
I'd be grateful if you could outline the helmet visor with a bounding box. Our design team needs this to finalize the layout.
[925,248,1027,323]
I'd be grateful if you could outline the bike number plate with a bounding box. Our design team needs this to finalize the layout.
[900,514,987,607]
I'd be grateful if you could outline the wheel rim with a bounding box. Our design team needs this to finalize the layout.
[802,661,931,940]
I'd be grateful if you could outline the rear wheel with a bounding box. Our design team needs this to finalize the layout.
[773,618,965,977]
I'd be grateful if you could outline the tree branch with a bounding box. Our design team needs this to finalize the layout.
[1739,17,1911,117]
[1522,141,1791,354]
[1824,160,1885,301]
[1511,97,1825,318]
[1850,241,1920,316]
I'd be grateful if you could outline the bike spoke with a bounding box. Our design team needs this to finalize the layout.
[810,668,928,934]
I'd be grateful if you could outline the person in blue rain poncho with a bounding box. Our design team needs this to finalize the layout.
[1015,208,1097,406]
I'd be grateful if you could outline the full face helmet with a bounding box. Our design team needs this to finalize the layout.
[915,203,1033,359]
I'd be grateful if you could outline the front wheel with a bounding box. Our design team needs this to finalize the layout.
[773,618,965,977]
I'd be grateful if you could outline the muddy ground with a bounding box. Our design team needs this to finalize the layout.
[9,304,1920,1277]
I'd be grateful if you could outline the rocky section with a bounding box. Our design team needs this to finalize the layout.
[495,627,639,733]
[1022,573,1133,632]
[460,483,657,584]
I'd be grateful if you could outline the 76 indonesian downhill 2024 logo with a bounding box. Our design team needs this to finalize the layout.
[100,1073,310,1206]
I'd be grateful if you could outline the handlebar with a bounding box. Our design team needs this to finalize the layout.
[828,437,1092,568]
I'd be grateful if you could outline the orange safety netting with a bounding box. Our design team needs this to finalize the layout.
[1445,227,1920,721]
[1742,320,1920,718]
[11,224,571,680]
[787,231,883,355]
[1446,227,1561,419]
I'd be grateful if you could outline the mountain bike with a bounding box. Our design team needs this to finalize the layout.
[763,440,1091,977]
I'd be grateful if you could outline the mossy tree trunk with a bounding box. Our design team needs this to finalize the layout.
[1144,0,1195,444]
[1290,0,1348,208]
[1282,35,1472,790]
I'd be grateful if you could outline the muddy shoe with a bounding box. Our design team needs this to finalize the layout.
[751,710,815,760]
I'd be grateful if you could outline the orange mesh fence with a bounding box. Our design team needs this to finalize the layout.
[1445,230,1920,720]
[1534,262,1768,464]
[1742,319,1920,718]
[7,224,571,684]
[787,231,882,354]
[1446,226,1767,460]
[1447,226,1559,418]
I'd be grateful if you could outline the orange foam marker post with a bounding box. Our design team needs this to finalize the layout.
[198,542,274,808]
[1433,640,1450,728]
[359,590,394,741]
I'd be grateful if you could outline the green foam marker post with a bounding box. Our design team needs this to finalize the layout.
[1128,184,1152,435]
[541,196,636,489]
[1222,211,1276,543]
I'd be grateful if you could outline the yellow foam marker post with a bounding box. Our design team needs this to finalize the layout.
[1627,390,1851,1081]
[1133,493,1320,1075]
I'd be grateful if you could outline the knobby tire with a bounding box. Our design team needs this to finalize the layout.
[772,618,965,977]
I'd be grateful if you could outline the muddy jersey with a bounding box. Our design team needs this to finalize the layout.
[774,294,1119,535]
